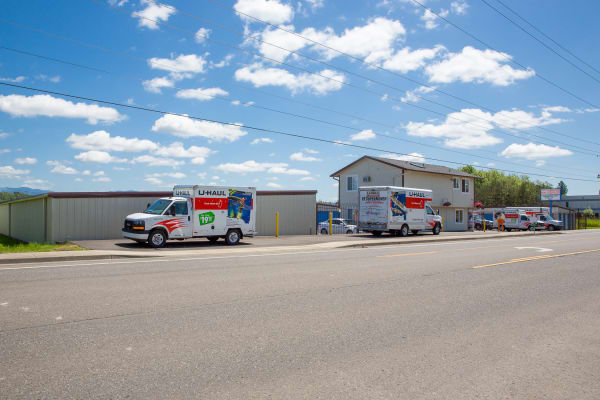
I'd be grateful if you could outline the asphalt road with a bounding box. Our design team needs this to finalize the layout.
[2,231,600,399]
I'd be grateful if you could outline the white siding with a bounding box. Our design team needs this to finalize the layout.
[0,203,10,236]
[256,194,316,235]
[8,198,47,243]
[50,196,161,242]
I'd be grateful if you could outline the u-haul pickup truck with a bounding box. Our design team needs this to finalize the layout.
[122,185,256,248]
[358,186,442,237]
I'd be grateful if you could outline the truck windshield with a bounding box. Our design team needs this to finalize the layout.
[144,199,172,215]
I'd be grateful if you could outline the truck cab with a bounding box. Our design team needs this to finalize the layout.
[122,185,257,248]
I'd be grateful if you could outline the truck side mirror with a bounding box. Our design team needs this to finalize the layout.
[147,203,151,209]
[435,209,440,215]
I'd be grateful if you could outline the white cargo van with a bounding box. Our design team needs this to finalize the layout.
[358,186,442,236]
[123,185,256,247]
[497,210,535,231]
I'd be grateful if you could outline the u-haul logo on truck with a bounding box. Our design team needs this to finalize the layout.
[174,189,193,197]
[408,191,427,198]
[197,190,227,197]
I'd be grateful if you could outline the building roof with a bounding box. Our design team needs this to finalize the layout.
[330,156,479,178]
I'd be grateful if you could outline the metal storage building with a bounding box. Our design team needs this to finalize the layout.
[0,190,317,243]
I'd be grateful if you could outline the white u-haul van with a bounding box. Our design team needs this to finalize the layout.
[122,185,256,247]
[358,186,442,237]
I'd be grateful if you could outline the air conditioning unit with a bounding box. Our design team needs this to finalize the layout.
[362,176,371,182]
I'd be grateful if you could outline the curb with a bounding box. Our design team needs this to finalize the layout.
[336,230,565,249]
[0,253,159,265]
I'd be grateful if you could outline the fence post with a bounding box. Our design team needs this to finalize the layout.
[275,211,279,237]
[329,212,333,235]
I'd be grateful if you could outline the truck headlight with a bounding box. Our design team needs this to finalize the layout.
[132,220,145,230]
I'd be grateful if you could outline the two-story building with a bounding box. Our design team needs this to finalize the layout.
[330,156,478,231]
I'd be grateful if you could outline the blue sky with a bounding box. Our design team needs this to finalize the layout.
[1,0,599,200]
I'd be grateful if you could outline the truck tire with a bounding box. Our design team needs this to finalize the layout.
[346,230,353,234]
[225,229,241,245]
[433,224,441,235]
[548,225,555,231]
[372,231,382,236]
[148,229,166,248]
[321,228,328,235]
[399,225,409,237]
[528,225,535,231]
[207,236,219,243]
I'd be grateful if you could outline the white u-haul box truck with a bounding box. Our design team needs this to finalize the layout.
[123,185,256,248]
[358,186,442,237]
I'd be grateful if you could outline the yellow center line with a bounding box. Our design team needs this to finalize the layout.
[472,248,600,269]
[377,251,440,258]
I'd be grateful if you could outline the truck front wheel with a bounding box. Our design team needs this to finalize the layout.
[225,229,241,245]
[433,224,441,235]
[148,229,167,248]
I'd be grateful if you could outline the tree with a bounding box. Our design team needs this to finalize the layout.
[583,208,594,218]
[460,166,553,207]
[558,180,568,196]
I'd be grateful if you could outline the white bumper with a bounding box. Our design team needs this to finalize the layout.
[123,231,148,241]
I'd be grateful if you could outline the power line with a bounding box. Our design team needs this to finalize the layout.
[479,0,600,85]
[200,0,600,147]
[88,1,600,155]
[406,0,600,109]
[5,46,592,179]
[0,81,597,182]
[495,0,600,78]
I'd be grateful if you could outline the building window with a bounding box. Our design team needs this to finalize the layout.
[453,178,459,190]
[455,209,464,224]
[461,179,470,193]
[346,175,358,191]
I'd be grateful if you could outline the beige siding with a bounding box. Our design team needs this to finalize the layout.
[338,158,405,206]
[256,194,316,235]
[50,196,161,242]
[0,204,9,236]
[404,170,474,208]
[9,198,46,243]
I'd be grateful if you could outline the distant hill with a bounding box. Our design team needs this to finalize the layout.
[0,187,49,195]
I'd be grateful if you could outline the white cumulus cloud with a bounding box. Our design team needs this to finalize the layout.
[132,0,176,30]
[152,114,247,142]
[235,63,345,95]
[75,151,128,163]
[0,94,125,124]
[67,130,158,152]
[153,142,214,164]
[142,76,174,94]
[148,54,207,75]
[350,129,376,141]
[500,143,573,160]
[214,160,309,175]
[0,165,29,179]
[175,87,228,101]
[290,151,321,161]
[14,157,37,165]
[195,27,211,43]
[251,137,274,144]
[425,46,535,86]
[234,0,294,24]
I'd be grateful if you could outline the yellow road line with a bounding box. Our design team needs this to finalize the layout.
[377,251,439,258]
[472,248,600,269]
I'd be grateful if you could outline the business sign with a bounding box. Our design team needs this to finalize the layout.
[540,188,561,201]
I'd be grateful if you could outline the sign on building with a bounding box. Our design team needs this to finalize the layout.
[541,188,561,201]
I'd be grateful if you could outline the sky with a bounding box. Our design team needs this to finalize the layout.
[1,0,599,200]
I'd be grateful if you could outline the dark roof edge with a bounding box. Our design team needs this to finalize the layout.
[330,156,478,178]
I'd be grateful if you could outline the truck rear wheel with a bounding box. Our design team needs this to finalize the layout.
[225,229,241,245]
[399,225,409,237]
[148,229,166,248]
[547,225,555,231]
